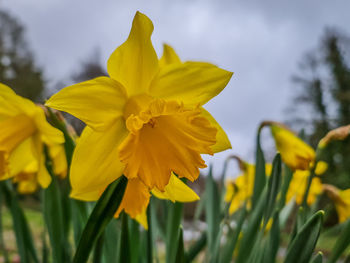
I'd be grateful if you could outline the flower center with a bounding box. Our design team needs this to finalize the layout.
[119,98,217,191]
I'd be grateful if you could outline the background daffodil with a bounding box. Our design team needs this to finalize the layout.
[286,169,323,205]
[324,184,350,223]
[270,123,315,171]
[0,83,65,190]
[46,11,233,201]
[225,162,272,214]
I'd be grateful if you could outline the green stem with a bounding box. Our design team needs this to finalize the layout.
[147,202,153,263]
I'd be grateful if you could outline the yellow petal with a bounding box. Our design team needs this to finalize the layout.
[270,124,315,170]
[314,161,328,176]
[149,62,233,106]
[159,44,181,67]
[70,118,128,201]
[34,109,65,145]
[46,77,127,131]
[17,177,38,194]
[49,144,67,178]
[115,178,150,219]
[200,108,231,153]
[8,137,37,178]
[0,84,38,118]
[0,114,37,153]
[34,139,52,188]
[107,12,159,96]
[135,208,148,230]
[151,173,199,202]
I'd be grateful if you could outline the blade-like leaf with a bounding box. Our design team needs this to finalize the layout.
[327,218,350,263]
[220,206,247,263]
[185,232,206,263]
[284,210,324,263]
[263,154,282,226]
[311,252,323,263]
[175,227,185,263]
[236,189,267,263]
[119,213,131,263]
[166,201,183,263]
[73,176,127,263]
[252,132,266,209]
[205,166,221,262]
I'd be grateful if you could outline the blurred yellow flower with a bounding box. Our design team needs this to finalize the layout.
[225,162,272,215]
[286,170,323,205]
[270,123,315,171]
[0,84,65,191]
[46,10,232,218]
[324,184,350,223]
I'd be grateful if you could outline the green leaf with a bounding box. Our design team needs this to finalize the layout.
[252,132,266,209]
[311,252,323,263]
[166,201,183,263]
[220,206,247,263]
[262,211,280,263]
[1,181,39,263]
[73,176,128,263]
[128,218,141,263]
[236,189,267,263]
[92,234,104,263]
[119,213,131,263]
[205,166,221,262]
[284,210,324,263]
[263,153,282,226]
[43,177,71,263]
[185,232,206,263]
[278,165,293,209]
[103,219,120,263]
[175,227,185,263]
[327,218,350,263]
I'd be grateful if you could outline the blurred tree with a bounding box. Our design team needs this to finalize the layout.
[287,28,350,188]
[0,9,45,101]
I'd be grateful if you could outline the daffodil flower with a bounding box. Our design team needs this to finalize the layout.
[0,83,65,190]
[324,184,350,223]
[270,123,315,171]
[225,162,272,215]
[286,170,323,205]
[46,11,232,213]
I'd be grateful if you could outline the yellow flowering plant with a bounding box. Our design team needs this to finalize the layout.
[46,12,232,221]
[0,83,66,191]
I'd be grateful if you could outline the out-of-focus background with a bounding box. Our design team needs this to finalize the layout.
[1,0,350,185]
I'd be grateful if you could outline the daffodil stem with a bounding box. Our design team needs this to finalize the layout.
[301,167,316,208]
[146,202,153,263]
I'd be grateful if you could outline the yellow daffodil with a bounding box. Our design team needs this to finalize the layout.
[270,123,315,171]
[46,11,232,220]
[225,162,272,215]
[323,184,350,223]
[318,124,350,149]
[0,84,65,190]
[286,170,323,205]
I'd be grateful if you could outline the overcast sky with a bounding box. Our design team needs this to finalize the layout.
[2,0,350,176]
